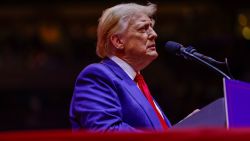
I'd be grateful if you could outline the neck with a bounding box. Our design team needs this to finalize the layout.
[114,54,153,72]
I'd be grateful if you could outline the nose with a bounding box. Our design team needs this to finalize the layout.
[147,27,157,40]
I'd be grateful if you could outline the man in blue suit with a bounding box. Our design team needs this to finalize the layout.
[69,2,171,132]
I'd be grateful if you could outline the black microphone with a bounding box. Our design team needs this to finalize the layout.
[165,41,224,65]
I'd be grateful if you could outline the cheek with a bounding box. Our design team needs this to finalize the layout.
[127,40,146,53]
[130,34,147,46]
[123,33,148,51]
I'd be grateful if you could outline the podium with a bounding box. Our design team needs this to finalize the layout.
[224,78,250,128]
[173,78,250,128]
[173,97,226,128]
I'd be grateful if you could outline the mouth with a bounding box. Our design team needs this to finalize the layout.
[147,44,156,50]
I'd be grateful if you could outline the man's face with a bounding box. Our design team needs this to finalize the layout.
[121,13,158,68]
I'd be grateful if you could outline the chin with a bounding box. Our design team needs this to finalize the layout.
[145,55,158,64]
[148,52,158,59]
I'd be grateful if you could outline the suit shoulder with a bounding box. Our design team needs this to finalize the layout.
[83,63,106,72]
[77,63,113,79]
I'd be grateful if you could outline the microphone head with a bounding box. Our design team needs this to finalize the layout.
[165,41,183,54]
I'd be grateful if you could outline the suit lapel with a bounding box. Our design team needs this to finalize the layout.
[101,58,163,129]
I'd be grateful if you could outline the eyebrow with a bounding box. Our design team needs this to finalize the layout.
[134,20,155,28]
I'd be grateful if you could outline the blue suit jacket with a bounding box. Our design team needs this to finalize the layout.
[69,58,171,132]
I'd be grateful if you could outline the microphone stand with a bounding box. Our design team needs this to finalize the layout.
[182,49,232,80]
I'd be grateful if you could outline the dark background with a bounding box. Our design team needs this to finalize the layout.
[0,0,250,131]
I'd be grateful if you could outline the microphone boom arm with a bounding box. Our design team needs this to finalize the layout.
[182,49,232,80]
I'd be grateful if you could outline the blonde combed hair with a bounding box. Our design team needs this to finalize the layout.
[96,3,157,58]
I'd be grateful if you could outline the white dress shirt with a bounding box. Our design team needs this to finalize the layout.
[109,56,164,118]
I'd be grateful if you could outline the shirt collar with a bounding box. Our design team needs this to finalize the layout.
[109,56,137,80]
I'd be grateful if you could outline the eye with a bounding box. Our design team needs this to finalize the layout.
[139,25,149,33]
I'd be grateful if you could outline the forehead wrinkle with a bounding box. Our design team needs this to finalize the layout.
[134,19,154,28]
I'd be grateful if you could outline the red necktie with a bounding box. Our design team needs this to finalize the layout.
[134,73,168,130]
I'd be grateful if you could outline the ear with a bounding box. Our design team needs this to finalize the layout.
[110,34,124,50]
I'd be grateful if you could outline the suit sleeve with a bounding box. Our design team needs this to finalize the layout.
[70,65,141,132]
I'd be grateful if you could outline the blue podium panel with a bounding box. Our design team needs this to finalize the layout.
[224,78,250,128]
[173,98,226,128]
